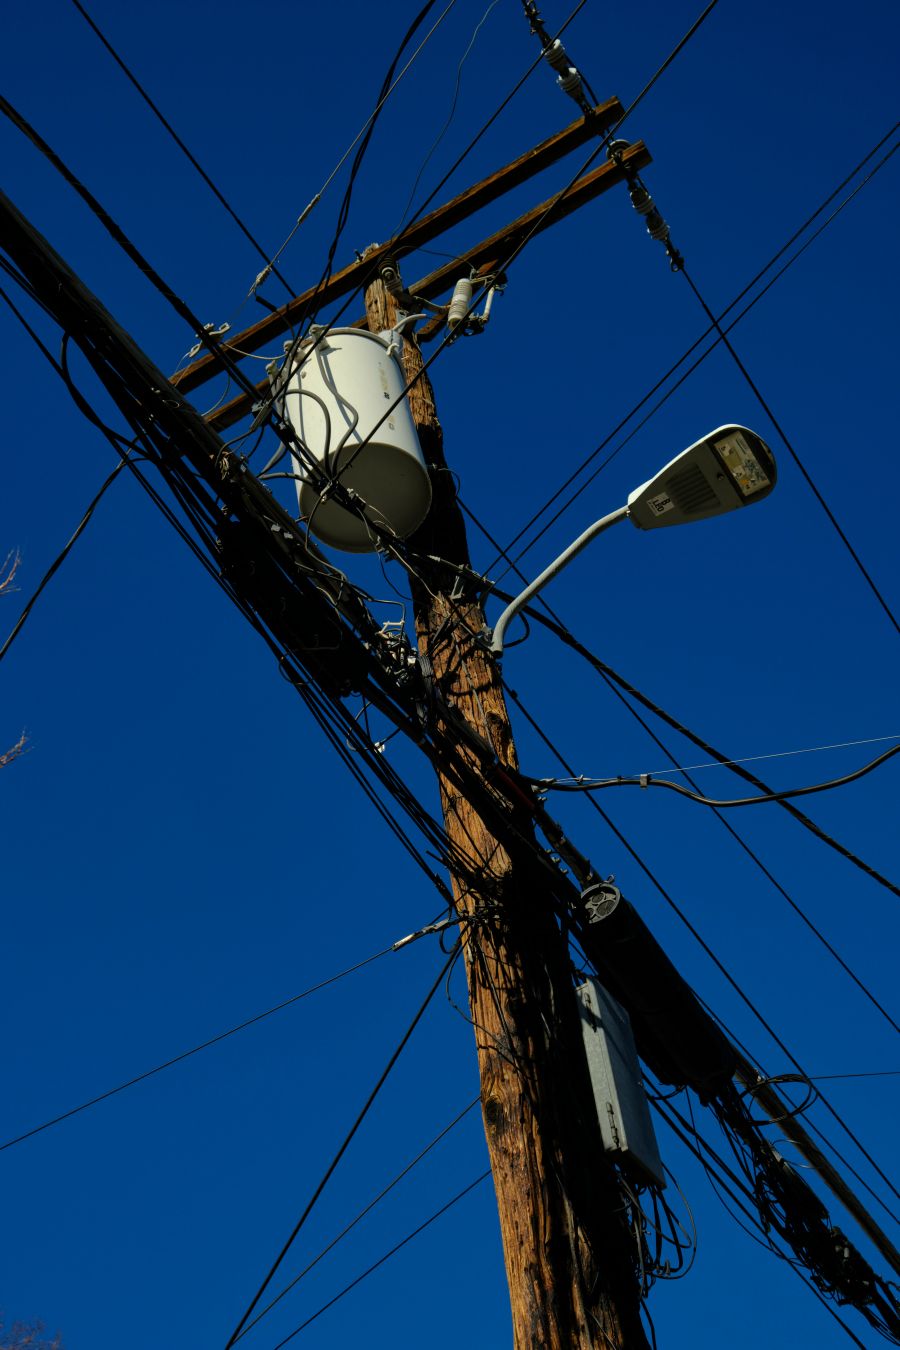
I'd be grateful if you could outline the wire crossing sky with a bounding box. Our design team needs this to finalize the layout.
[1,2,898,1348]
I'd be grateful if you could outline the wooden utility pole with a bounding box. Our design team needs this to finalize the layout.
[364,270,650,1349]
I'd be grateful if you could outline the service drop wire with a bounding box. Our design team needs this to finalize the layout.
[0,924,462,1155]
[528,740,900,810]
[502,680,900,1207]
[223,948,457,1349]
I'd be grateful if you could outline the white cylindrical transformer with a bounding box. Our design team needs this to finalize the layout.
[281,327,432,553]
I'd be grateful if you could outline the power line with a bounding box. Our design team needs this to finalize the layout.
[681,264,900,639]
[234,1097,481,1340]
[423,528,900,1039]
[68,0,297,300]
[529,739,900,815]
[327,0,724,493]
[639,731,900,779]
[507,5,900,641]
[267,1170,492,1350]
[0,933,462,1155]
[649,1089,874,1350]
[392,0,503,235]
[442,522,900,905]
[487,133,898,577]
[223,949,457,1349]
[501,680,900,1207]
[248,0,459,302]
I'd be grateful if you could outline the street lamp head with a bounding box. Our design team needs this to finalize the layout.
[627,425,776,531]
[486,424,777,658]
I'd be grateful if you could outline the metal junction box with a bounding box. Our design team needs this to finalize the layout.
[576,977,666,1188]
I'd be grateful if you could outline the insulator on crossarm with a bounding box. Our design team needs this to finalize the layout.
[557,67,584,99]
[542,38,570,73]
[447,277,474,330]
[646,212,671,243]
[629,183,654,216]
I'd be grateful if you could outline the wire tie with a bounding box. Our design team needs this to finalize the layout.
[639,773,650,788]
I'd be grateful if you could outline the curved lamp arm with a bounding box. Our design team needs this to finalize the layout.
[487,505,629,658]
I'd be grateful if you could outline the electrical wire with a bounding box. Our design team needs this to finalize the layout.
[233,1097,481,1340]
[694,996,900,1230]
[0,95,264,405]
[0,457,128,664]
[68,0,297,300]
[267,1170,492,1349]
[638,731,900,779]
[392,0,503,236]
[650,1090,875,1349]
[501,681,900,1206]
[283,0,457,342]
[528,739,900,811]
[222,948,457,1349]
[504,12,900,641]
[681,264,900,639]
[8,78,900,1333]
[487,123,897,575]
[326,0,725,494]
[248,0,459,300]
[424,525,900,1039]
[0,941,426,1155]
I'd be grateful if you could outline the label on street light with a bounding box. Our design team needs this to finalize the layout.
[646,491,676,516]
[714,430,772,497]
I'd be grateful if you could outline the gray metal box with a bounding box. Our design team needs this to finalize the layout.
[576,978,666,1189]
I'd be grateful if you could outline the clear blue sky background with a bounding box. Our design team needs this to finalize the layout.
[2,2,898,1346]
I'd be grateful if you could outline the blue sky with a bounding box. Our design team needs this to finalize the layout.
[1,1,898,1346]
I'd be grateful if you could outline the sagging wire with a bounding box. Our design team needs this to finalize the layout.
[523,739,900,809]
[248,0,460,302]
[408,534,900,1040]
[500,679,900,1216]
[738,1074,820,1126]
[392,0,504,236]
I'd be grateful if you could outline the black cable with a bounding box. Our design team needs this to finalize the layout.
[488,122,897,575]
[286,0,448,340]
[223,948,457,1349]
[0,95,262,402]
[652,1093,873,1349]
[267,1171,492,1349]
[235,1097,481,1340]
[422,519,900,1041]
[530,740,900,812]
[324,0,725,494]
[68,0,297,300]
[449,518,900,903]
[393,0,503,235]
[502,682,900,1205]
[682,264,900,639]
[694,994,900,1229]
[0,457,127,660]
[0,945,400,1155]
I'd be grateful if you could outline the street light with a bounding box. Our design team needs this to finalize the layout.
[487,424,776,657]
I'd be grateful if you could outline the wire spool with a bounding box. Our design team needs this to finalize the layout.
[281,327,432,553]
